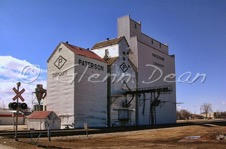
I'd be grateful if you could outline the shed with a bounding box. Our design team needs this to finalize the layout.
[27,111,61,130]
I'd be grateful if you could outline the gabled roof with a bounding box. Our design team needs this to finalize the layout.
[105,57,118,65]
[92,36,127,50]
[47,42,106,63]
[62,42,106,63]
[28,111,52,119]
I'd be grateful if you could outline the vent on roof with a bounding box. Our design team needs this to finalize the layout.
[87,48,90,50]
[104,49,110,60]
[106,38,109,41]
[66,41,68,44]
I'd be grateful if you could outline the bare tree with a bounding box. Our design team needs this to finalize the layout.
[177,109,191,120]
[180,109,191,120]
[200,103,213,118]
[176,110,181,120]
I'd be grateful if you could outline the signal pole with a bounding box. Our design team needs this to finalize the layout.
[10,82,26,141]
[14,82,20,141]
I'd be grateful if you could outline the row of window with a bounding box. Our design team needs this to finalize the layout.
[152,53,165,61]
[152,39,163,48]
[153,61,164,68]
[122,51,129,55]
[134,22,163,48]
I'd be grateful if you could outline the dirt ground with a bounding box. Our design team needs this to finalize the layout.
[1,121,226,149]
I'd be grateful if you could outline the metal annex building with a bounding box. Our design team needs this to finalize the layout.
[45,15,176,128]
[117,16,176,125]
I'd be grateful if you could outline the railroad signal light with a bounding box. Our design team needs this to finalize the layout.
[8,102,18,110]
[20,103,27,110]
[8,102,28,110]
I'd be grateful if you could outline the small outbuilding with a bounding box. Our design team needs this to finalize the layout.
[27,111,61,130]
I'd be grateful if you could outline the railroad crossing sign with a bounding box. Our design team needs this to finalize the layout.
[12,87,25,102]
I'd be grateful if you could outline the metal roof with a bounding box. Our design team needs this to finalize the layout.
[105,57,118,65]
[28,111,52,119]
[91,36,125,50]
[63,42,106,63]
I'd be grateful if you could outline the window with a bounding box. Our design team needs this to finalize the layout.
[135,23,137,29]
[152,39,154,44]
[118,109,130,120]
[123,57,125,61]
[122,51,126,55]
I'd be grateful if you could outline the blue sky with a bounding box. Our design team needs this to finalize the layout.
[0,0,226,113]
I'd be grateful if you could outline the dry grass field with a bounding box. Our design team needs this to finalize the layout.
[1,120,226,149]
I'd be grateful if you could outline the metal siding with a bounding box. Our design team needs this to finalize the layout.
[137,42,176,125]
[46,44,75,125]
[110,39,136,126]
[118,16,176,125]
[74,55,107,128]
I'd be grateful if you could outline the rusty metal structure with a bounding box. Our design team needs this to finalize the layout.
[123,85,173,126]
[33,84,47,111]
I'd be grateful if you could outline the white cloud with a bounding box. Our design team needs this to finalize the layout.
[0,56,47,109]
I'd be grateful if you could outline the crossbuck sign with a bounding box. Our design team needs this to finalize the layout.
[12,87,25,102]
